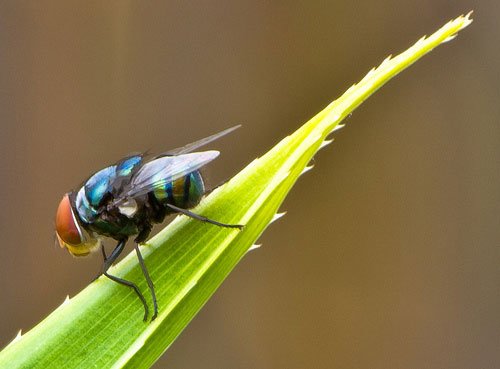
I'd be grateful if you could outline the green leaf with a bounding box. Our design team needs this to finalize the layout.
[0,13,472,369]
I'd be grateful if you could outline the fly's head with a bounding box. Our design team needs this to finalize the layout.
[55,193,101,257]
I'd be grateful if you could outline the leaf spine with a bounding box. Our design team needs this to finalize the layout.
[300,165,314,175]
[319,139,334,150]
[248,244,262,252]
[271,212,287,223]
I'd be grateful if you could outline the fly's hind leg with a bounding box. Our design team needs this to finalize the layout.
[166,203,244,229]
[133,226,158,321]
[134,244,158,321]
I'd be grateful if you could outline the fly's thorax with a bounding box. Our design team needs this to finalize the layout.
[153,170,205,209]
[72,186,142,242]
[86,196,145,240]
[88,215,140,240]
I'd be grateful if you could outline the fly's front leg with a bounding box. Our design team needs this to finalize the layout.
[91,244,108,282]
[101,238,150,322]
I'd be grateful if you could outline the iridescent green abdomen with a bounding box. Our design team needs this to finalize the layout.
[153,170,205,209]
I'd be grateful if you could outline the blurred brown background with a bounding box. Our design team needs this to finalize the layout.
[0,1,498,368]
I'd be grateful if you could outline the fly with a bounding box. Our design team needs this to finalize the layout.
[55,125,242,321]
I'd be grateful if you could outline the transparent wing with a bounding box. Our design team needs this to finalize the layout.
[117,151,219,201]
[164,125,241,155]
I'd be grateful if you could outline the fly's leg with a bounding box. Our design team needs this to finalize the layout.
[103,273,149,322]
[166,203,244,229]
[101,238,150,322]
[91,245,109,282]
[101,239,126,272]
[101,244,107,260]
[134,244,158,321]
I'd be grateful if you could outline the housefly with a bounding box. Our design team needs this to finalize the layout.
[55,125,242,321]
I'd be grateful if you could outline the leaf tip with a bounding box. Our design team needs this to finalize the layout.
[462,11,474,26]
[440,12,473,44]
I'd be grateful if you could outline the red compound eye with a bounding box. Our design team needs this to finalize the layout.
[55,194,82,246]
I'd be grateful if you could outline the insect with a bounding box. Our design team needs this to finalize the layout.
[55,126,242,321]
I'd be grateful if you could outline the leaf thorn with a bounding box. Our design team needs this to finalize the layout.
[248,244,262,252]
[271,212,287,223]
